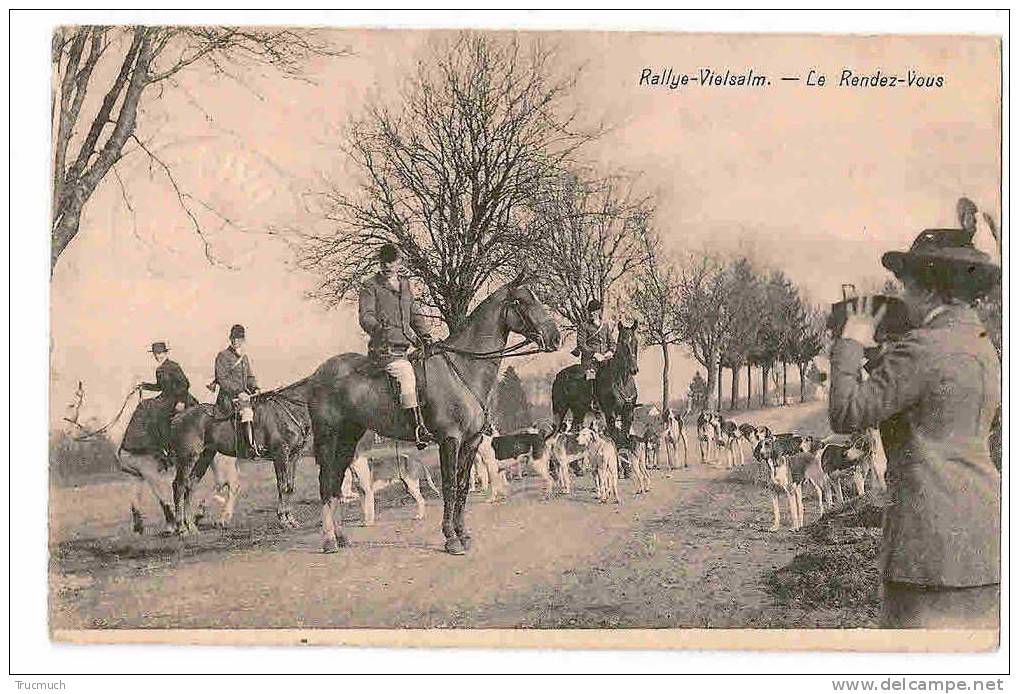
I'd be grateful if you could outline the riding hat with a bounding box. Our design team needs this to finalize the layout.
[230,324,246,339]
[881,227,1000,295]
[587,299,603,312]
[379,244,400,263]
[148,341,170,354]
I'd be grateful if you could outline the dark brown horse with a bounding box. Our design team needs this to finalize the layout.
[169,380,313,535]
[306,275,561,555]
[551,320,640,445]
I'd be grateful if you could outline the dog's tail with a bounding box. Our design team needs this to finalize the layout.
[422,462,440,496]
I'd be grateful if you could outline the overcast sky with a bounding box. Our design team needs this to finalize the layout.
[50,29,1000,427]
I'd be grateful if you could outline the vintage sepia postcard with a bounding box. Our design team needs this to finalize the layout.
[45,21,1003,652]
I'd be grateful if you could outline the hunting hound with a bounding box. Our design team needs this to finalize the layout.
[696,411,721,463]
[754,434,826,531]
[340,431,440,523]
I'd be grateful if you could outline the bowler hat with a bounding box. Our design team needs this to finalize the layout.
[229,324,246,339]
[148,341,169,354]
[881,227,1000,295]
[587,299,603,312]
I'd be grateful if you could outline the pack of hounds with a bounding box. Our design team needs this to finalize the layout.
[696,411,887,531]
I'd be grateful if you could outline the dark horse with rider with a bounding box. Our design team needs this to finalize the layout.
[551,299,641,472]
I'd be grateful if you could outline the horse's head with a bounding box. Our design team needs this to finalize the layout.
[505,274,561,352]
[615,319,640,376]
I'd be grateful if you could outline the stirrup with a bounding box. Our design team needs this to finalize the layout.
[413,424,429,450]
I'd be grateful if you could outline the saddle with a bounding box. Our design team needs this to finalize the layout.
[356,349,430,409]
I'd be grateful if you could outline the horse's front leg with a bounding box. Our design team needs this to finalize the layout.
[453,435,481,551]
[273,458,300,529]
[173,453,201,536]
[439,436,464,554]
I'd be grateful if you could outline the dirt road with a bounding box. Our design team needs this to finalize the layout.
[50,402,874,630]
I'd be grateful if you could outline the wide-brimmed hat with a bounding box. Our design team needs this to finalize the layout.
[881,227,1000,293]
[148,341,170,354]
[229,324,246,339]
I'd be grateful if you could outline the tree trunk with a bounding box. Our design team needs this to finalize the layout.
[746,363,752,409]
[661,343,670,413]
[717,362,724,411]
[782,361,788,405]
[799,362,807,403]
[51,200,82,273]
[760,364,768,407]
[704,348,719,411]
[730,364,740,411]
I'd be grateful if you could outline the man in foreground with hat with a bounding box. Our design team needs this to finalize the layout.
[358,243,434,449]
[572,299,616,411]
[211,324,260,458]
[137,341,197,457]
[828,199,1001,629]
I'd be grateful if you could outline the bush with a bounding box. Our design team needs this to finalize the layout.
[766,532,881,610]
[49,428,118,485]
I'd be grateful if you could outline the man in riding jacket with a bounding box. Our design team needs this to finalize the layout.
[572,299,616,410]
[138,341,196,456]
[358,243,433,449]
[211,324,260,458]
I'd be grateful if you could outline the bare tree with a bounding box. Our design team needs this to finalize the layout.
[298,33,597,331]
[528,169,653,329]
[718,257,763,411]
[788,301,826,403]
[674,253,729,411]
[628,229,682,413]
[50,26,342,273]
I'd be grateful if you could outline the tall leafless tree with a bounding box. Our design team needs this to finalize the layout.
[527,170,652,330]
[718,257,763,411]
[299,33,598,331]
[674,253,730,411]
[50,26,342,273]
[628,229,683,413]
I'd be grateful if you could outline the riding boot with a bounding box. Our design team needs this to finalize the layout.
[245,421,261,458]
[407,407,430,450]
[589,379,600,412]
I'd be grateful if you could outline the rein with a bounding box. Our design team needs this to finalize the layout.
[430,337,546,361]
[71,386,142,442]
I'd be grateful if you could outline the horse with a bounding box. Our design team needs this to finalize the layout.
[550,320,640,450]
[113,392,233,535]
[305,274,561,555]
[169,379,315,536]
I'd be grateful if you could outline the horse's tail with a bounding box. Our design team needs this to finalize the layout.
[422,462,440,496]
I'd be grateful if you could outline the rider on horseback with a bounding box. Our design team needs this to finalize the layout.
[358,244,434,450]
[210,324,260,458]
[137,341,197,458]
[571,299,616,411]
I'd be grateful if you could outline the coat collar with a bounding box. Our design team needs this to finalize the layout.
[924,304,983,330]
[371,271,403,292]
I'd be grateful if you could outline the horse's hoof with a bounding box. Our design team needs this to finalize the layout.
[459,535,472,551]
[323,538,340,554]
[445,538,466,555]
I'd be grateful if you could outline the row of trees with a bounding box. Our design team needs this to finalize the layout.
[634,250,826,413]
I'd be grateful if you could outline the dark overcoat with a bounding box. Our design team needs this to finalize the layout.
[358,272,432,355]
[575,319,615,369]
[829,305,1000,587]
[214,346,258,416]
